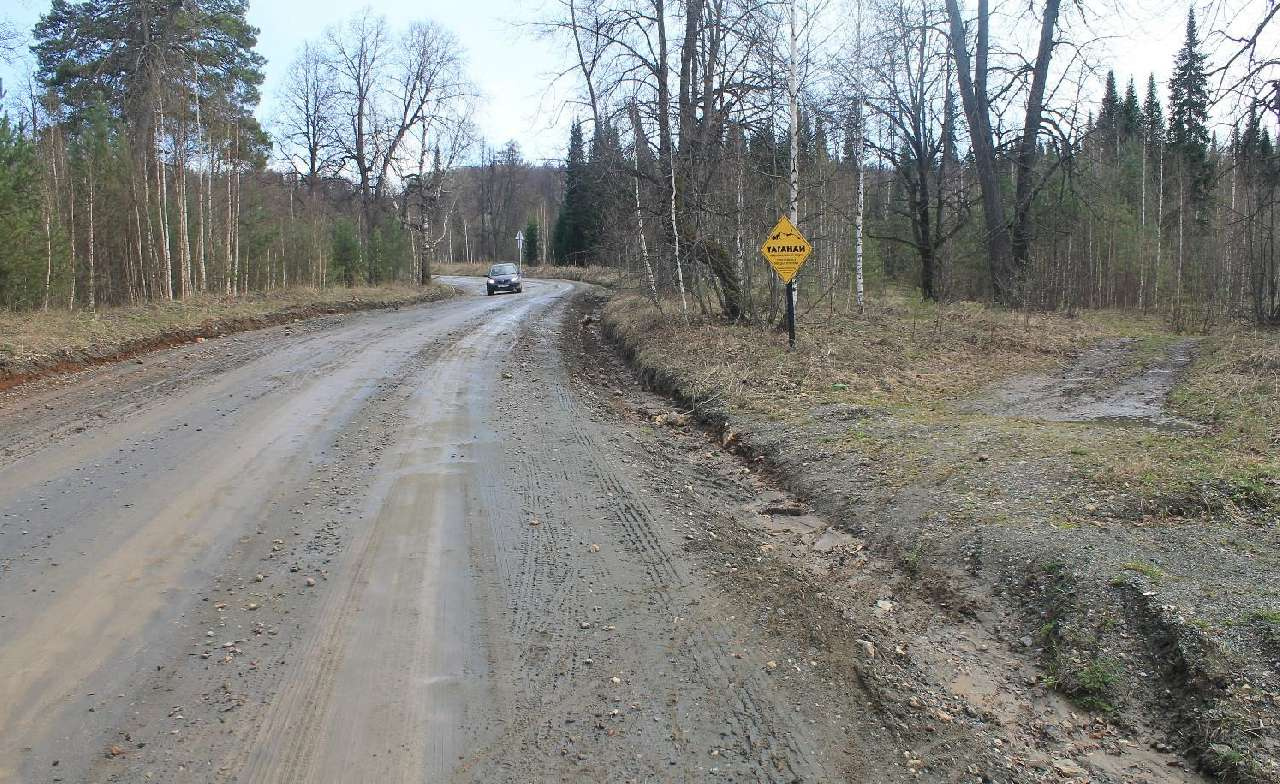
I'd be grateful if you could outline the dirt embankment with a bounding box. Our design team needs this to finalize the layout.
[0,283,459,391]
[601,293,1280,784]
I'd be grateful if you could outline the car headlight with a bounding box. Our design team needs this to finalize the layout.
[511,276,520,282]
[486,278,495,284]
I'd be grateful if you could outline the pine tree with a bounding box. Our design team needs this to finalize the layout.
[523,220,540,265]
[0,118,45,308]
[1167,9,1212,217]
[552,121,589,264]
[33,0,263,133]
[1121,78,1142,142]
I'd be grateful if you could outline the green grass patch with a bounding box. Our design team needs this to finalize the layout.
[1121,561,1165,580]
[1047,655,1122,713]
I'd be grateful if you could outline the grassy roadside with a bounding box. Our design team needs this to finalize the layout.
[602,291,1280,782]
[432,261,626,288]
[0,282,459,387]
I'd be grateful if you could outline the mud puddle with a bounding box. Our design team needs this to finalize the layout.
[968,337,1199,427]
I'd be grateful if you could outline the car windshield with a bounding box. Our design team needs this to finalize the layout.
[489,264,518,276]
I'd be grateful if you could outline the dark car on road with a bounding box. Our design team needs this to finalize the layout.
[486,263,523,295]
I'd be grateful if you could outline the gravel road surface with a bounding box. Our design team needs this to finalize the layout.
[0,279,867,783]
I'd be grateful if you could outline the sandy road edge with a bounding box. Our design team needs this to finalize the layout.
[0,284,462,392]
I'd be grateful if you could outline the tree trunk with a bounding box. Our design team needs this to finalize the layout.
[944,0,1017,304]
[1008,0,1062,294]
[87,167,96,311]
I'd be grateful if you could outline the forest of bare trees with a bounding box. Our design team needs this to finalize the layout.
[0,0,1275,327]
[542,0,1279,327]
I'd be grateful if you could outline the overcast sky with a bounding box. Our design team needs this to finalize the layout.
[0,0,1263,164]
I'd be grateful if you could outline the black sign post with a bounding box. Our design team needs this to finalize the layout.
[786,280,796,350]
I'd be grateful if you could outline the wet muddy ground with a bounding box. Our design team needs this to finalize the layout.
[0,280,923,783]
[967,337,1200,427]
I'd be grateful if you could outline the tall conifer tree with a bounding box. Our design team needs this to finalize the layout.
[1167,9,1212,217]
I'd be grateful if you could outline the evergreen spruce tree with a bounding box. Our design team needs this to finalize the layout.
[1097,70,1121,137]
[523,220,540,265]
[841,110,858,165]
[1167,9,1212,218]
[332,219,361,287]
[552,121,589,264]
[1143,74,1164,156]
[798,108,814,168]
[1121,78,1142,142]
[584,121,622,261]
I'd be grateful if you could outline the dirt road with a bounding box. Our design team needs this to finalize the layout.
[0,279,881,783]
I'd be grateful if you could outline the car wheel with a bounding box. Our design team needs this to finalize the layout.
[517,286,523,293]
[487,287,494,296]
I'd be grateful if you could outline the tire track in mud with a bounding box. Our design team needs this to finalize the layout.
[4,281,856,783]
[0,283,527,783]
[89,314,488,784]
[455,306,828,783]
[557,401,819,783]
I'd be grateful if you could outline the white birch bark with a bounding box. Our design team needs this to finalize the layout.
[669,159,688,316]
[634,166,658,305]
[788,0,799,314]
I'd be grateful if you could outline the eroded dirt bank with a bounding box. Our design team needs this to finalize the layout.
[602,296,1279,784]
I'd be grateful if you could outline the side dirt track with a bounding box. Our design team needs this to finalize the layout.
[0,283,459,391]
[601,292,1280,784]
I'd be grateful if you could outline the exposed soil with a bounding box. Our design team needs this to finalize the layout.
[602,302,1280,783]
[968,337,1200,427]
[1,280,1271,783]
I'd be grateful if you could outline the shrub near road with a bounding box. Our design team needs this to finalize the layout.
[605,291,1280,782]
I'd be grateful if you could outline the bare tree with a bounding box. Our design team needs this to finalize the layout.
[323,11,471,282]
[863,0,967,300]
[277,42,342,189]
[944,0,1063,305]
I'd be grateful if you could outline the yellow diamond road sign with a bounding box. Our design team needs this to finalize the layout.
[760,216,812,284]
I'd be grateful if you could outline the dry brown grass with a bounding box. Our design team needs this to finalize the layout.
[1171,331,1280,454]
[0,283,456,368]
[604,290,1135,418]
[606,289,1279,516]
